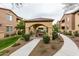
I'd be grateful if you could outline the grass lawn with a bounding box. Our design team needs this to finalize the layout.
[0,35,20,52]
[0,39,28,56]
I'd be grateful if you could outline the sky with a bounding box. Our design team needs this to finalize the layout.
[0,3,65,24]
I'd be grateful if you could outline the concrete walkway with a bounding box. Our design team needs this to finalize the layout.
[10,38,41,56]
[54,34,79,56]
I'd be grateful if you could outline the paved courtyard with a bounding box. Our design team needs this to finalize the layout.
[10,38,41,56]
[54,34,79,56]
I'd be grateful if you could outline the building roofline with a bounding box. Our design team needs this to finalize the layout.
[0,7,23,20]
[60,12,76,22]
[0,7,19,17]
[60,8,79,22]
[24,18,54,22]
[65,9,79,15]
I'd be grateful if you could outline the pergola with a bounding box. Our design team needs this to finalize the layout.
[25,18,53,37]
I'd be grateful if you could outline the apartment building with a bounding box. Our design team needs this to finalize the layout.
[59,10,79,33]
[0,8,20,38]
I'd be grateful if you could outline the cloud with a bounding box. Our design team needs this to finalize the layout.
[16,3,64,20]
[0,3,64,22]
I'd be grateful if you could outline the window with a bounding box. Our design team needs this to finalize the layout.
[62,20,65,23]
[6,15,13,21]
[78,24,79,27]
[0,24,2,27]
[61,26,65,30]
[6,26,13,32]
[67,17,70,22]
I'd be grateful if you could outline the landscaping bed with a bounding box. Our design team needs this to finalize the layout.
[62,31,79,48]
[29,36,64,56]
[70,36,79,48]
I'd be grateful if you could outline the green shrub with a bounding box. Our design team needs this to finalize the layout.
[62,31,72,35]
[43,34,50,44]
[65,31,72,35]
[18,30,22,35]
[52,31,58,40]
[68,31,72,35]
[73,31,79,36]
[63,31,67,35]
[30,31,34,36]
[22,34,30,41]
[18,30,25,35]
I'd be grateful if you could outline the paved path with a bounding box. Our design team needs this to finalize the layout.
[54,34,79,56]
[10,38,41,56]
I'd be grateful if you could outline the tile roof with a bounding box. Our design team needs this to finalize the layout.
[24,18,54,22]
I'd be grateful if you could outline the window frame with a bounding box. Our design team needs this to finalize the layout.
[6,15,13,21]
[6,26,13,32]
[61,26,65,30]
[62,19,65,23]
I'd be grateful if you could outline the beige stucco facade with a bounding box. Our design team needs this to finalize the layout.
[0,8,20,39]
[0,31,4,39]
[75,12,79,31]
[25,18,53,38]
[59,10,79,33]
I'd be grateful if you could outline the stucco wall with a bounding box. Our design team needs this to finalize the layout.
[59,14,75,32]
[25,21,52,37]
[59,15,67,32]
[0,31,4,39]
[25,22,52,28]
[0,9,17,38]
[75,12,79,31]
[66,14,74,31]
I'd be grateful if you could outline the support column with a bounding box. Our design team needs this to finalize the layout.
[48,27,52,38]
[25,27,30,34]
